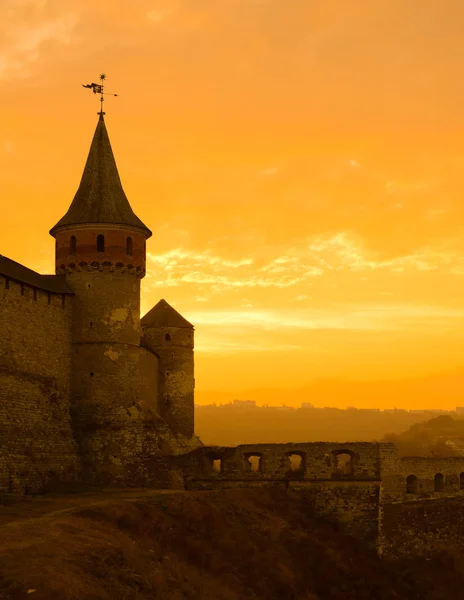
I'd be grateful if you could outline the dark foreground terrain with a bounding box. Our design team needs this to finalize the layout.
[0,487,463,600]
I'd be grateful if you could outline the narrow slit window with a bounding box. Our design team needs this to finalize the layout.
[126,237,133,256]
[97,234,105,253]
[70,235,77,254]
[434,473,444,492]
[406,474,418,494]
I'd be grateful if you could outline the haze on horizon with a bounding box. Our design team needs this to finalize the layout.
[1,0,464,409]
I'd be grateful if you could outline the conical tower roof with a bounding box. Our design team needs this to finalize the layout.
[50,113,152,238]
[142,299,194,329]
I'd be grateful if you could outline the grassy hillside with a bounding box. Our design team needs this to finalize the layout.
[383,414,464,456]
[0,487,463,599]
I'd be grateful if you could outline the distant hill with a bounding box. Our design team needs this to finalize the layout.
[194,403,460,446]
[382,415,464,456]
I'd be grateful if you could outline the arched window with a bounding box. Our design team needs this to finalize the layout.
[332,450,354,476]
[70,235,76,255]
[434,473,444,492]
[165,333,171,341]
[244,453,262,473]
[286,452,306,474]
[97,234,105,253]
[406,474,418,494]
[126,237,133,256]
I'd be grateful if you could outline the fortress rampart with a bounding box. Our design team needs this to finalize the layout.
[159,441,464,558]
[0,270,81,494]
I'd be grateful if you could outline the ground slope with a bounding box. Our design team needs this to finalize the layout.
[0,487,462,600]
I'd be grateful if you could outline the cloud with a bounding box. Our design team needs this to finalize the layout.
[146,9,174,23]
[2,141,13,153]
[0,4,79,79]
[144,232,464,296]
[187,303,464,337]
[257,167,279,177]
[196,340,305,353]
[384,180,437,195]
[307,233,455,273]
[146,247,322,291]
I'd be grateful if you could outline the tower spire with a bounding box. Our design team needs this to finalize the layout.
[81,73,118,119]
[49,78,151,238]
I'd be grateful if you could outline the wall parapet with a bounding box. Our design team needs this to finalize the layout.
[175,442,386,482]
[0,255,73,294]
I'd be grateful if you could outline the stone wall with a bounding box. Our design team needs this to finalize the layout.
[380,497,464,559]
[379,454,464,558]
[182,442,383,481]
[176,442,384,547]
[296,482,380,548]
[142,325,194,438]
[139,345,159,414]
[0,274,81,493]
[381,455,464,503]
[175,443,464,557]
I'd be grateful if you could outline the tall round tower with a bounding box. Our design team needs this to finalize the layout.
[141,299,195,438]
[49,111,154,474]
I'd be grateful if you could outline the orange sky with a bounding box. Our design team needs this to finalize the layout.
[2,0,464,409]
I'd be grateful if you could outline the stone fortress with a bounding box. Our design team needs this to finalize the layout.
[1,110,464,560]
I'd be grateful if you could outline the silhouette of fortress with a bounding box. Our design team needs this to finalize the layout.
[2,113,464,560]
[0,112,202,491]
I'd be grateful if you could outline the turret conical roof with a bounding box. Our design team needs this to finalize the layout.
[141,299,194,329]
[50,113,152,238]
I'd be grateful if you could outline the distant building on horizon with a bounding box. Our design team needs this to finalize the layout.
[300,402,315,409]
[233,399,257,408]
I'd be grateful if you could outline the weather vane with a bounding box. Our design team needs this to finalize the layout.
[82,73,118,117]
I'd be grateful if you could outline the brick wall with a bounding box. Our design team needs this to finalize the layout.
[55,227,147,274]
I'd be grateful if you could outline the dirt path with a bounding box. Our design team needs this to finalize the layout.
[0,488,187,526]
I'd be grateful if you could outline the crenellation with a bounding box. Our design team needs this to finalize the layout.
[0,273,70,308]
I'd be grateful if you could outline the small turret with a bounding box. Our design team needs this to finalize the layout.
[142,299,195,438]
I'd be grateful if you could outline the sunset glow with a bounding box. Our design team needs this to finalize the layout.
[2,0,464,408]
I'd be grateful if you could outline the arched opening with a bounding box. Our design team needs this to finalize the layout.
[434,473,444,492]
[126,237,133,256]
[244,453,262,473]
[285,452,306,475]
[406,474,418,494]
[460,472,464,490]
[97,234,105,253]
[332,450,354,476]
[165,333,171,341]
[70,235,76,255]
[212,459,222,473]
